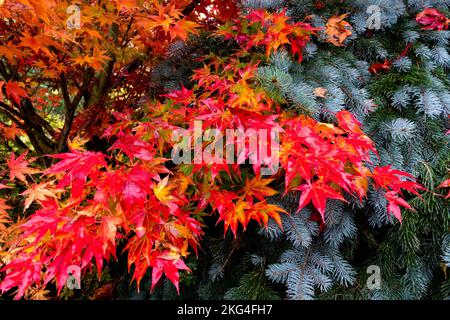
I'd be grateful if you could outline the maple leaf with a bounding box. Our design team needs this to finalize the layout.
[325,14,352,46]
[246,201,286,227]
[241,176,277,201]
[218,9,315,63]
[296,181,346,220]
[371,165,422,195]
[20,182,59,212]
[101,216,123,244]
[72,49,111,72]
[67,135,90,151]
[369,59,392,74]
[5,81,29,105]
[18,33,42,54]
[17,33,54,57]
[0,45,26,62]
[153,176,179,214]
[221,199,250,236]
[109,132,155,161]
[313,87,328,98]
[354,176,369,201]
[0,198,11,223]
[162,86,195,105]
[0,123,23,140]
[6,152,39,182]
[145,1,199,41]
[438,178,450,199]
[385,191,413,223]
[336,110,364,135]
[416,8,450,31]
[151,254,190,293]
[207,190,238,216]
[45,150,107,199]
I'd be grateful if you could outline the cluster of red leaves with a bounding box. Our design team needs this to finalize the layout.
[416,8,450,30]
[0,142,203,298]
[0,8,424,299]
[216,9,318,62]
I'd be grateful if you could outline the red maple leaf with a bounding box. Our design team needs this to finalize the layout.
[109,132,155,161]
[296,181,346,221]
[45,150,107,199]
[416,8,450,30]
[151,254,190,293]
[438,178,450,199]
[385,191,414,223]
[5,81,28,105]
[369,59,392,74]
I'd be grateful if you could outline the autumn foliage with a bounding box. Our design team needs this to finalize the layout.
[0,1,433,299]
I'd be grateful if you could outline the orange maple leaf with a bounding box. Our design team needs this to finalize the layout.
[18,34,50,57]
[72,49,111,72]
[0,123,23,140]
[241,176,278,201]
[0,198,12,239]
[246,201,286,227]
[20,182,59,212]
[325,14,352,46]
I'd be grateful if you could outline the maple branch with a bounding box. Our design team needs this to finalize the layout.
[0,108,21,128]
[60,74,72,109]
[182,0,201,17]
[0,60,11,80]
[88,57,116,107]
[0,79,56,146]
[57,72,93,152]
[14,136,30,152]
[84,23,120,109]
[58,74,75,152]
[121,16,136,48]
[73,71,94,109]
[16,99,56,156]
[0,101,21,119]
[19,99,56,138]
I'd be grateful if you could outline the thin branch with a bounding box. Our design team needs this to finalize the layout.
[181,0,201,17]
[0,101,21,119]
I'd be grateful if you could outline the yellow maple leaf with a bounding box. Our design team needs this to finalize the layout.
[154,176,175,204]
[20,182,59,212]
